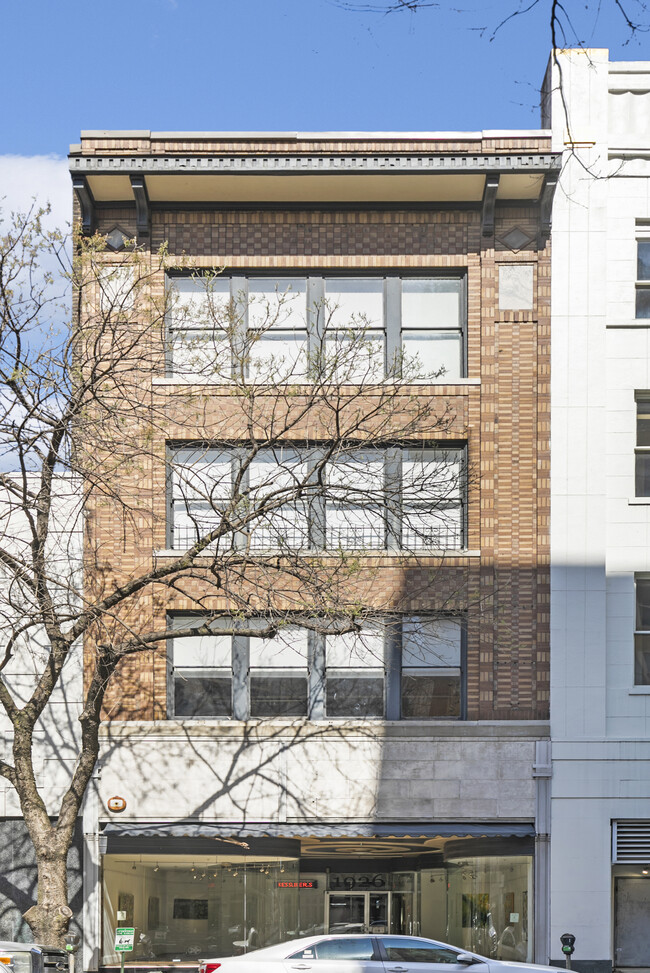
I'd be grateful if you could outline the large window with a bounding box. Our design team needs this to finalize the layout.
[168,444,466,553]
[166,274,466,382]
[635,576,650,685]
[168,616,465,720]
[636,236,650,319]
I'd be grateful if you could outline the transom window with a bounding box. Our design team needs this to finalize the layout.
[169,616,465,721]
[167,444,466,553]
[166,274,466,382]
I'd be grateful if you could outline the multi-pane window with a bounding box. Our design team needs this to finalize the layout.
[166,274,465,382]
[168,616,464,720]
[168,445,465,552]
[171,619,233,718]
[636,237,650,319]
[401,279,463,380]
[402,448,465,550]
[401,617,462,718]
[326,450,387,550]
[325,626,385,718]
[635,577,650,685]
[249,627,309,717]
[324,278,385,382]
[169,446,232,550]
[248,447,311,551]
[168,276,232,376]
[247,278,308,382]
[635,396,650,497]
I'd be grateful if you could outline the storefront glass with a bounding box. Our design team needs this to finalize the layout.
[445,855,533,962]
[102,855,299,965]
[101,836,533,967]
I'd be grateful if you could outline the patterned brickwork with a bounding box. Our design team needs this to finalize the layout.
[78,133,552,157]
[82,141,551,725]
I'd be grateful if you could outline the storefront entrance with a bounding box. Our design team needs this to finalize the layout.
[99,828,535,968]
[326,891,414,935]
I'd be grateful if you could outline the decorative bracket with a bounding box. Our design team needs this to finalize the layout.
[539,170,559,247]
[71,175,96,236]
[130,174,151,239]
[481,174,500,238]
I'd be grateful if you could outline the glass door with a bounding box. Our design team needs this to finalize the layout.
[328,894,367,933]
[391,892,415,935]
[327,892,393,933]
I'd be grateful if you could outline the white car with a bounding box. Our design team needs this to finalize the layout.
[199,934,559,973]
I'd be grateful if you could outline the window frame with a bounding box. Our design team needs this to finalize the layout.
[165,271,467,382]
[166,442,467,554]
[167,614,467,721]
[635,393,650,498]
[636,230,650,320]
[634,575,650,686]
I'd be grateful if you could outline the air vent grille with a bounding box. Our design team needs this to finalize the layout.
[613,821,650,862]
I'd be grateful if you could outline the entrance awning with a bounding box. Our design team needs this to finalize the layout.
[101,821,535,840]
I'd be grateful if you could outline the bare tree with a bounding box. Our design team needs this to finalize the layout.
[0,208,468,945]
[328,0,650,44]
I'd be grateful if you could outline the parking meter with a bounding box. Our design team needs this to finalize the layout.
[560,933,576,970]
[64,934,80,973]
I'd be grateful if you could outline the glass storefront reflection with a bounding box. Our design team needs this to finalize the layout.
[101,838,534,967]
[102,857,299,964]
[445,855,533,962]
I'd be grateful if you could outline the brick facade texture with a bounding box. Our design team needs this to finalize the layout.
[78,136,551,724]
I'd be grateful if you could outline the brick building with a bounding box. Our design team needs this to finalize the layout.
[69,130,559,970]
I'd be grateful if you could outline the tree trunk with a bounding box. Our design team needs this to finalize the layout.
[23,852,72,947]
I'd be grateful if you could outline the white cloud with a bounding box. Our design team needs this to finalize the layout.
[0,155,71,232]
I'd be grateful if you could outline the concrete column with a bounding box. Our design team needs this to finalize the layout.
[82,774,101,972]
[534,739,552,965]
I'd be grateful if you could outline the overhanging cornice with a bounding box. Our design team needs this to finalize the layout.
[70,151,561,229]
[70,152,560,176]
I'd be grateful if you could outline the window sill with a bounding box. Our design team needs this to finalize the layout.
[153,548,481,558]
[152,375,481,388]
[628,497,650,505]
[629,687,650,695]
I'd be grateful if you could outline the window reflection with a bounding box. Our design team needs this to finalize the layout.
[102,856,299,964]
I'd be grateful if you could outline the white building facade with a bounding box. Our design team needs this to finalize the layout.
[546,49,650,973]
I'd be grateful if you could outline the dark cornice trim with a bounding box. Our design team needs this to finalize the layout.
[130,174,151,238]
[538,170,560,246]
[481,174,500,238]
[71,175,96,235]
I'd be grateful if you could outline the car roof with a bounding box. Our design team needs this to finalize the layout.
[206,933,476,962]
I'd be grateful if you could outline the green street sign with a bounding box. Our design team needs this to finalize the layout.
[115,928,135,952]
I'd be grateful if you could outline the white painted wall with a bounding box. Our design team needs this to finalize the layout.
[550,49,650,969]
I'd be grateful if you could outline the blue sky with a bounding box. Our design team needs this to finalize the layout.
[0,0,648,223]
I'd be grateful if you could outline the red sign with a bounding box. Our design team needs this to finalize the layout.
[277,881,318,889]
